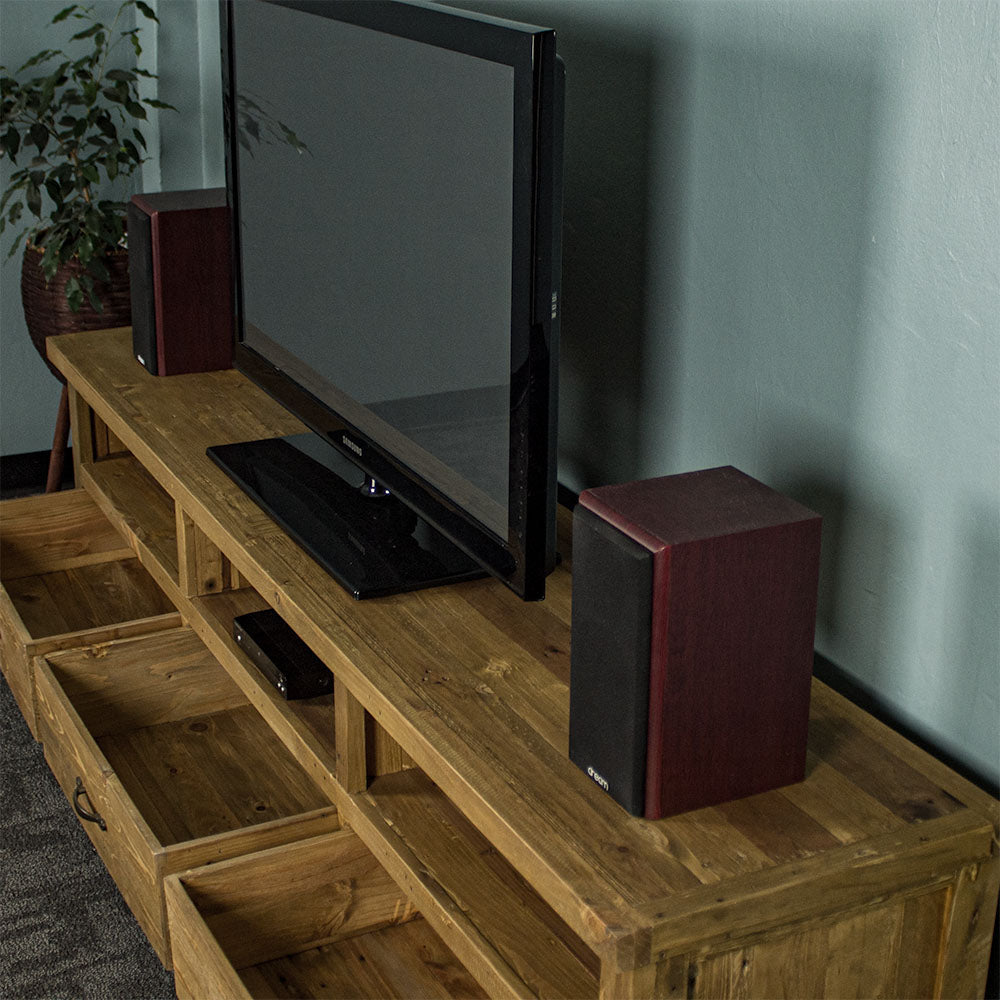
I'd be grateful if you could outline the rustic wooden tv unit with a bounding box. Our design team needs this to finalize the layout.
[1,326,996,999]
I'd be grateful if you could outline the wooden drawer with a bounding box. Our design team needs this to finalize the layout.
[166,832,490,999]
[34,626,340,967]
[0,489,179,737]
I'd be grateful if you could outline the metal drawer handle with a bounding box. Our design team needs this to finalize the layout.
[73,777,107,831]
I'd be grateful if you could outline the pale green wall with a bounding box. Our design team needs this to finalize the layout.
[1,0,996,787]
[518,0,1000,787]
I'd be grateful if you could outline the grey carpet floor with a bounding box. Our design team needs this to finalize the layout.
[0,674,175,1000]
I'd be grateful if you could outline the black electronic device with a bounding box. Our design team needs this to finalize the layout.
[211,0,564,601]
[233,609,333,700]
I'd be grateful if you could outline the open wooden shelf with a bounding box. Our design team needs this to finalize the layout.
[82,455,180,588]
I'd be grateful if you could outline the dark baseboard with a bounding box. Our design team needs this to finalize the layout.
[0,449,75,498]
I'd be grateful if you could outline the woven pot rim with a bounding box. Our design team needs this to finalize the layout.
[21,235,133,384]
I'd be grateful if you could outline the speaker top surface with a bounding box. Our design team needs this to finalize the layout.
[130,187,226,217]
[579,466,820,553]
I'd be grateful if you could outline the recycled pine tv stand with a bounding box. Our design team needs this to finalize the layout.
[10,326,999,998]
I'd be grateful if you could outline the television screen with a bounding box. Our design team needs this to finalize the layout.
[212,0,563,600]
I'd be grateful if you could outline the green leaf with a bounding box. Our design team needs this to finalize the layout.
[17,49,60,73]
[96,114,117,140]
[144,99,175,111]
[135,1,159,23]
[25,181,42,217]
[85,279,103,313]
[44,250,64,282]
[6,226,30,259]
[52,6,80,23]
[77,232,94,263]
[124,100,146,120]
[87,255,109,283]
[1,126,20,160]
[65,275,84,312]
[71,23,104,41]
[29,123,49,153]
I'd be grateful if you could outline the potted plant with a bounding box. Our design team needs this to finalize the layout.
[1,0,173,367]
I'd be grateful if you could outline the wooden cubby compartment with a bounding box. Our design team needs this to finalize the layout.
[166,831,490,1000]
[0,488,179,737]
[34,626,340,965]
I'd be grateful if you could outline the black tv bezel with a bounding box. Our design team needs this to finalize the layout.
[219,0,561,600]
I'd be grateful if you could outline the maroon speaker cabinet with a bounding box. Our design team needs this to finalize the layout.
[127,188,233,376]
[569,466,822,819]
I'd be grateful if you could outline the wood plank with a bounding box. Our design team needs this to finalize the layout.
[0,489,134,578]
[178,830,417,970]
[808,698,966,825]
[68,384,96,478]
[334,676,366,793]
[779,753,903,844]
[811,678,1000,833]
[892,887,949,998]
[936,853,1000,997]
[714,792,842,865]
[166,875,255,1000]
[5,560,175,640]
[82,457,180,583]
[99,704,330,845]
[365,712,413,777]
[46,627,247,737]
[457,574,572,685]
[178,506,228,598]
[639,810,995,960]
[241,919,488,1000]
[163,806,341,877]
[355,769,599,1000]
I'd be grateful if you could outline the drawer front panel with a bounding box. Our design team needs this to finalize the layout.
[0,588,35,735]
[35,660,168,961]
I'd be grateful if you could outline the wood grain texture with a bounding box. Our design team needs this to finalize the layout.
[45,328,1000,997]
[173,831,417,970]
[68,384,95,479]
[238,919,489,1000]
[348,768,598,1000]
[1,488,178,734]
[33,627,339,967]
[0,489,133,578]
[81,458,179,583]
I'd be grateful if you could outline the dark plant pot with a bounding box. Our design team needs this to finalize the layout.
[21,240,132,384]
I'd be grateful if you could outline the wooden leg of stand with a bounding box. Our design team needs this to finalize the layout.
[46,385,70,493]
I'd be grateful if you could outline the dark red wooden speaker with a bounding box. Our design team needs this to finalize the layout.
[569,466,822,819]
[127,188,233,376]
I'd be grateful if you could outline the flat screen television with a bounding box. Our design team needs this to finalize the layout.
[209,0,564,600]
